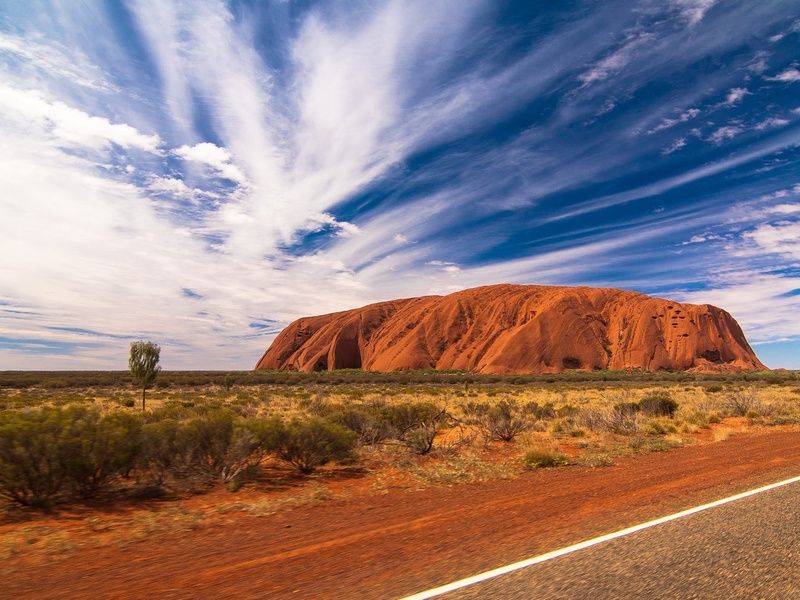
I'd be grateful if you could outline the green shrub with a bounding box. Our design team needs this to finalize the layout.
[382,402,449,454]
[638,392,678,417]
[0,407,141,506]
[326,403,393,446]
[273,418,356,473]
[464,399,532,442]
[0,408,72,506]
[382,402,442,436]
[685,411,713,428]
[182,410,275,483]
[522,447,569,469]
[64,411,142,498]
[140,419,193,483]
[524,401,556,420]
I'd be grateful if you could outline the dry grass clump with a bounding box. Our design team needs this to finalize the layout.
[522,446,570,469]
[723,388,762,417]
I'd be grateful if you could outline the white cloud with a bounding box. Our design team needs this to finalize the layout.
[708,125,743,144]
[306,213,361,238]
[724,87,749,105]
[4,0,800,369]
[755,117,790,130]
[683,234,708,244]
[578,31,653,85]
[663,137,687,154]
[744,222,800,260]
[147,176,205,201]
[0,33,117,92]
[672,0,719,26]
[0,85,161,152]
[174,142,246,183]
[650,108,700,134]
[747,51,770,74]
[766,67,800,83]
[769,204,800,215]
[677,271,800,343]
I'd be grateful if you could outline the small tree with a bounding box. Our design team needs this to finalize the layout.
[129,341,161,411]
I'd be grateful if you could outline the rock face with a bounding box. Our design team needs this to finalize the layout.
[256,284,766,374]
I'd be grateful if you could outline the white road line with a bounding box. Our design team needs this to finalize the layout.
[400,474,800,600]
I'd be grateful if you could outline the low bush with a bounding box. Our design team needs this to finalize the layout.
[551,418,586,438]
[576,451,615,468]
[0,407,142,505]
[140,419,192,484]
[182,410,282,483]
[724,388,760,417]
[642,418,678,436]
[0,408,75,506]
[64,410,142,498]
[628,435,683,454]
[522,447,569,469]
[638,392,678,417]
[464,399,532,442]
[272,418,357,473]
[580,403,639,434]
[325,402,393,446]
[382,402,449,454]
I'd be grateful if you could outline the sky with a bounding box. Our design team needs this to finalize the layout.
[1,0,799,370]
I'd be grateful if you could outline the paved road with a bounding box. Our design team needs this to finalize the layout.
[435,480,800,599]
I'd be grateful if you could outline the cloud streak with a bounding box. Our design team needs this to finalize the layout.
[2,0,800,368]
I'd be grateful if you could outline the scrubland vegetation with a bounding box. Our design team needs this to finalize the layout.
[2,369,799,562]
[1,369,799,512]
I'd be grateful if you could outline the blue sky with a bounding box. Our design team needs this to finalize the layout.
[1,0,799,369]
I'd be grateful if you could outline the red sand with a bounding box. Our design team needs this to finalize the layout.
[4,429,799,599]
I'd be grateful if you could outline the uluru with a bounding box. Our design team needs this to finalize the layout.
[256,284,766,374]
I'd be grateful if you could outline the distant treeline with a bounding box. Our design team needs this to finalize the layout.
[0,368,798,389]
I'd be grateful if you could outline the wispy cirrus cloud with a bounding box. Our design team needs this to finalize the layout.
[0,32,118,92]
[2,0,800,369]
[671,0,719,26]
[766,67,800,82]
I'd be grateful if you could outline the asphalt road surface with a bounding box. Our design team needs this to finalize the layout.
[430,479,800,599]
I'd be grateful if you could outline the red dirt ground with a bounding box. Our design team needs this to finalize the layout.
[3,429,800,599]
